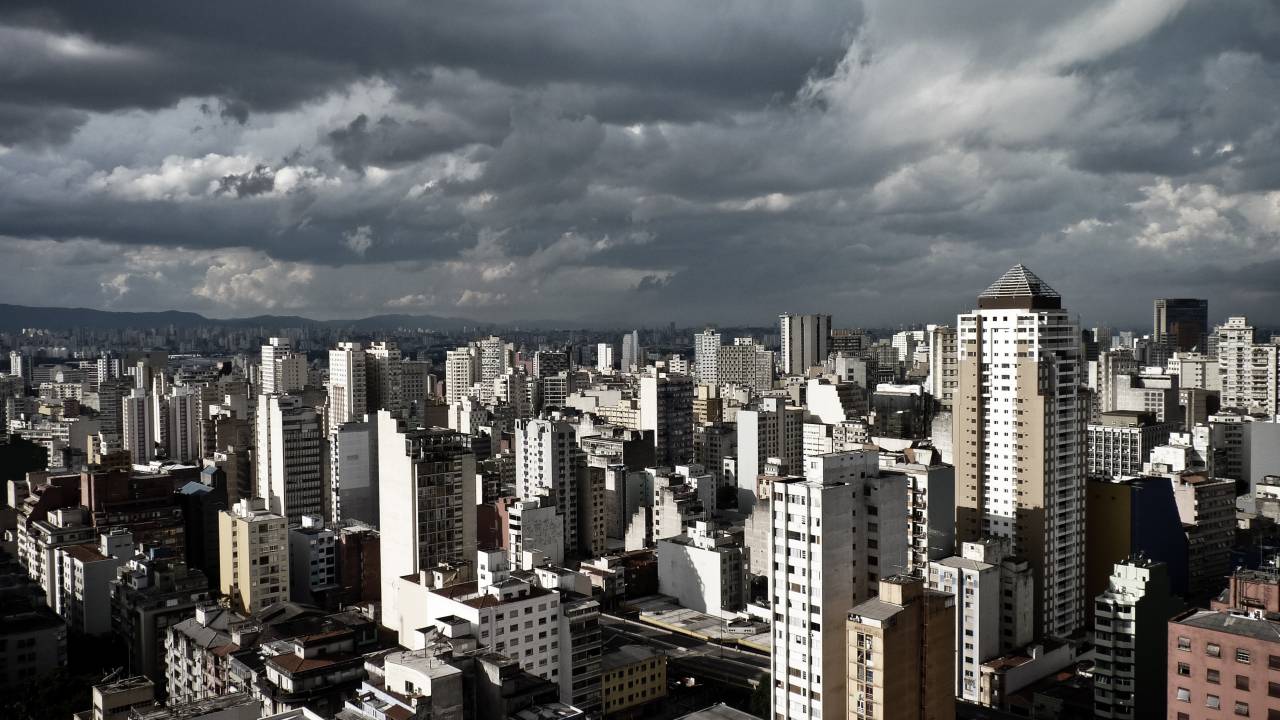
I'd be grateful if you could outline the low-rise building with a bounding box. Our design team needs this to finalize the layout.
[656,520,746,617]
[599,644,666,718]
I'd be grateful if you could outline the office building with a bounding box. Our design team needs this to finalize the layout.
[261,338,306,396]
[847,576,955,720]
[1086,411,1176,479]
[779,313,831,375]
[694,329,721,384]
[1153,298,1208,353]
[954,264,1087,637]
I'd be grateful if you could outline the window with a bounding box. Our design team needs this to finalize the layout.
[1270,655,1280,671]
[1207,643,1221,658]
[1237,675,1250,691]
[1237,649,1252,664]
[1177,663,1191,676]
[1208,669,1220,684]
[1176,687,1190,703]
[1270,681,1280,699]
[1177,637,1192,651]
[1235,702,1249,717]
[1207,695,1220,710]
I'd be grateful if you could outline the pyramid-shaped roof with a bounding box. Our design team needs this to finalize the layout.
[977,264,1062,309]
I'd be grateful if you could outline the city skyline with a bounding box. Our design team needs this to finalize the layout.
[2,2,1280,325]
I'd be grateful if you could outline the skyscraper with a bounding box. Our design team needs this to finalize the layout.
[639,371,694,468]
[1153,298,1208,353]
[779,313,831,375]
[954,264,1087,637]
[260,337,306,395]
[620,330,642,373]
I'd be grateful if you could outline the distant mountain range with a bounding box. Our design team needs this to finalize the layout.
[0,303,507,332]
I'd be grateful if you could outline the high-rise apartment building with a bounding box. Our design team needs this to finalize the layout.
[694,329,721,385]
[1153,298,1208,353]
[122,388,153,464]
[847,576,955,720]
[328,341,367,428]
[779,313,831,375]
[260,337,306,395]
[218,497,289,614]
[1086,411,1176,479]
[366,341,405,417]
[596,343,615,372]
[735,396,803,510]
[377,412,477,630]
[472,335,509,403]
[954,264,1087,637]
[444,347,478,405]
[928,325,958,409]
[770,450,906,720]
[516,418,582,555]
[255,394,325,524]
[928,539,1034,704]
[640,371,694,468]
[1216,316,1279,415]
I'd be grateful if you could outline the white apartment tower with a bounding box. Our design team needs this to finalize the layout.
[770,450,886,720]
[779,313,831,376]
[596,343,615,373]
[260,337,306,395]
[954,264,1087,638]
[1216,316,1279,415]
[473,336,510,403]
[694,329,721,385]
[445,347,478,406]
[516,418,582,555]
[621,330,642,373]
[328,341,367,429]
[122,388,153,464]
[255,394,326,525]
[736,396,804,511]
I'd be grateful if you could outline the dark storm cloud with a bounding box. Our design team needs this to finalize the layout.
[2,0,1280,326]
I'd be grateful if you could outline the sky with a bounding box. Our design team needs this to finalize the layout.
[1,0,1279,329]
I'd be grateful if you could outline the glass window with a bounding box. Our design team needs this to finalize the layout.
[1237,649,1252,664]
[1176,687,1190,703]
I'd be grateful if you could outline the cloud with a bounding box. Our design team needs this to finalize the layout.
[2,0,1280,326]
[343,225,375,256]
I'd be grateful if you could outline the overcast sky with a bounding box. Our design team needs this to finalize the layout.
[1,1,1278,329]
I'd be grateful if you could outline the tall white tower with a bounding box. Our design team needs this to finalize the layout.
[328,341,367,429]
[954,264,1087,638]
[779,313,831,376]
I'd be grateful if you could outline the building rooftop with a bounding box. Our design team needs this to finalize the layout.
[848,598,903,623]
[601,644,661,673]
[675,704,760,720]
[1175,609,1280,643]
[130,692,257,720]
[977,264,1061,310]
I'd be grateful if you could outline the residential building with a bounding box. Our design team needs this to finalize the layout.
[516,418,582,556]
[327,342,367,428]
[640,371,694,468]
[600,645,666,718]
[219,498,290,614]
[261,338,306,396]
[694,329,722,385]
[1092,557,1182,720]
[445,347,478,406]
[954,264,1087,637]
[656,520,746,616]
[255,394,325,524]
[928,539,1034,704]
[735,396,803,511]
[378,412,477,631]
[111,552,211,695]
[288,515,339,605]
[1167,568,1280,720]
[847,575,955,720]
[366,340,405,417]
